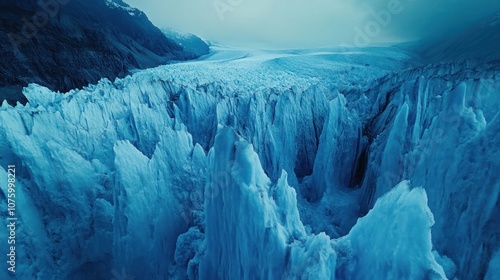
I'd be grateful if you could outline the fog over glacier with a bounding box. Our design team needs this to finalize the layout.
[125,0,500,47]
[0,1,499,280]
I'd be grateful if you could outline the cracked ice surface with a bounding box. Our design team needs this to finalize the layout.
[0,46,498,279]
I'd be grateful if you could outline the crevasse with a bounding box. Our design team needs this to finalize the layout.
[0,47,498,279]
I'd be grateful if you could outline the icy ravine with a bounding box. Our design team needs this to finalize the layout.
[0,46,498,279]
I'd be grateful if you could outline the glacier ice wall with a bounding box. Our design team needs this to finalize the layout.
[336,181,446,279]
[0,48,498,279]
[355,64,500,279]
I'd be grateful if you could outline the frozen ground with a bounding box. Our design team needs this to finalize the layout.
[0,45,499,279]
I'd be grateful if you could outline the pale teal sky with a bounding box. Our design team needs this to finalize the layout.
[124,0,500,48]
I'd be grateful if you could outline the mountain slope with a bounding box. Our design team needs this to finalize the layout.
[162,28,210,58]
[413,11,500,64]
[0,0,201,105]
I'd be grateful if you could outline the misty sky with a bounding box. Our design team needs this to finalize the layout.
[124,0,500,48]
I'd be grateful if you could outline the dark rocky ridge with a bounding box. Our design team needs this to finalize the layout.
[161,28,210,58]
[0,0,207,105]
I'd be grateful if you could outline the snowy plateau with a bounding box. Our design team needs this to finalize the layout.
[0,44,499,280]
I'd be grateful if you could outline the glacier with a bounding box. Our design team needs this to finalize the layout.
[0,45,499,279]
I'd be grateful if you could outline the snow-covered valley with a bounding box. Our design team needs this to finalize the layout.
[0,45,499,279]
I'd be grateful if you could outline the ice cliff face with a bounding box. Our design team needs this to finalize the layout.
[355,62,500,280]
[0,46,498,279]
